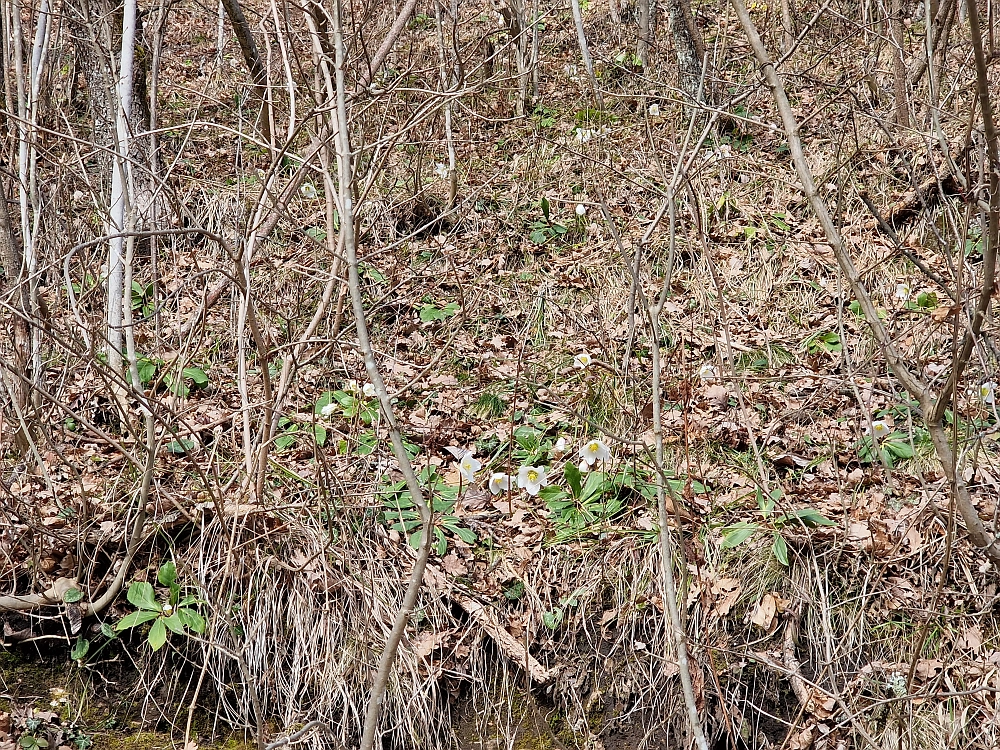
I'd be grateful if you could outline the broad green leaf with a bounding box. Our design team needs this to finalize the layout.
[182,366,209,387]
[63,587,84,603]
[580,471,608,504]
[451,526,477,544]
[542,606,563,630]
[275,431,298,450]
[137,359,157,383]
[304,226,327,243]
[161,613,185,635]
[147,618,168,650]
[166,438,196,454]
[315,391,335,414]
[312,424,327,446]
[157,561,177,587]
[127,581,159,611]
[115,610,160,631]
[177,608,206,634]
[772,534,789,566]
[564,462,583,498]
[70,637,90,660]
[721,523,759,549]
[884,440,913,459]
[419,302,460,322]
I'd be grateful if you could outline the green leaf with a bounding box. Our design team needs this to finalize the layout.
[451,526,477,545]
[775,508,837,528]
[161,613,186,635]
[542,606,563,630]
[304,226,327,243]
[127,581,159,611]
[70,637,90,660]
[100,622,116,638]
[275,431,298,450]
[177,608,206,634]
[147,618,168,650]
[434,527,448,555]
[115,610,161,631]
[63,587,84,603]
[579,471,608,504]
[419,302,460,322]
[315,391,335,414]
[166,438,196,454]
[721,523,759,549]
[564,462,583,498]
[884,440,914,459]
[772,533,789,566]
[157,561,177,587]
[312,424,327,446]
[182,366,209,387]
[137,358,158,384]
[540,196,550,220]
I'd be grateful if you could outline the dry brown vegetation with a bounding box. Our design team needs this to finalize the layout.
[3,0,1000,748]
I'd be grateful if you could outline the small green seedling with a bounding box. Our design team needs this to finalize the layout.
[115,561,205,651]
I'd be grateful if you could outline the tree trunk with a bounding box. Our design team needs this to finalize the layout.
[663,0,704,101]
[891,0,909,127]
[0,181,33,455]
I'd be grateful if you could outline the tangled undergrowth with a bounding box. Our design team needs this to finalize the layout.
[4,0,1000,748]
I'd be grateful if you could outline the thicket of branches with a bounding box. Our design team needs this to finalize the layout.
[3,0,1000,748]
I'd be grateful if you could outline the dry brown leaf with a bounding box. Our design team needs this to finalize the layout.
[750,593,777,630]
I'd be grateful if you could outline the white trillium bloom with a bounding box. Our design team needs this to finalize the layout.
[698,363,719,381]
[458,454,482,483]
[574,352,593,369]
[895,283,911,300]
[300,182,318,199]
[575,203,587,216]
[865,420,892,440]
[321,403,338,417]
[648,103,660,117]
[517,465,548,496]
[579,439,610,466]
[980,381,997,405]
[489,472,511,495]
[363,382,377,398]
[434,162,449,180]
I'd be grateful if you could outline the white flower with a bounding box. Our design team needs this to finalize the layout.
[573,352,593,369]
[300,182,318,199]
[72,189,85,202]
[579,439,610,466]
[575,203,587,217]
[648,103,660,117]
[363,382,377,398]
[980,381,997,405]
[895,283,911,300]
[553,436,567,455]
[698,363,719,381]
[458,454,482,483]
[865,420,892,440]
[434,162,449,180]
[634,640,647,650]
[320,402,337,417]
[578,459,590,473]
[344,379,359,393]
[162,603,174,615]
[489,472,511,495]
[517,465,548,496]
[575,128,594,143]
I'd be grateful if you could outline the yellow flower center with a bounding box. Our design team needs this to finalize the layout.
[527,470,538,482]
[588,442,599,452]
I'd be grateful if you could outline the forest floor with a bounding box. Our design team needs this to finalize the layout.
[3,1,1000,749]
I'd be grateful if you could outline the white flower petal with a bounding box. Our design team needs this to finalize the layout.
[489,473,511,495]
[573,352,592,369]
[362,382,377,398]
[575,203,587,216]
